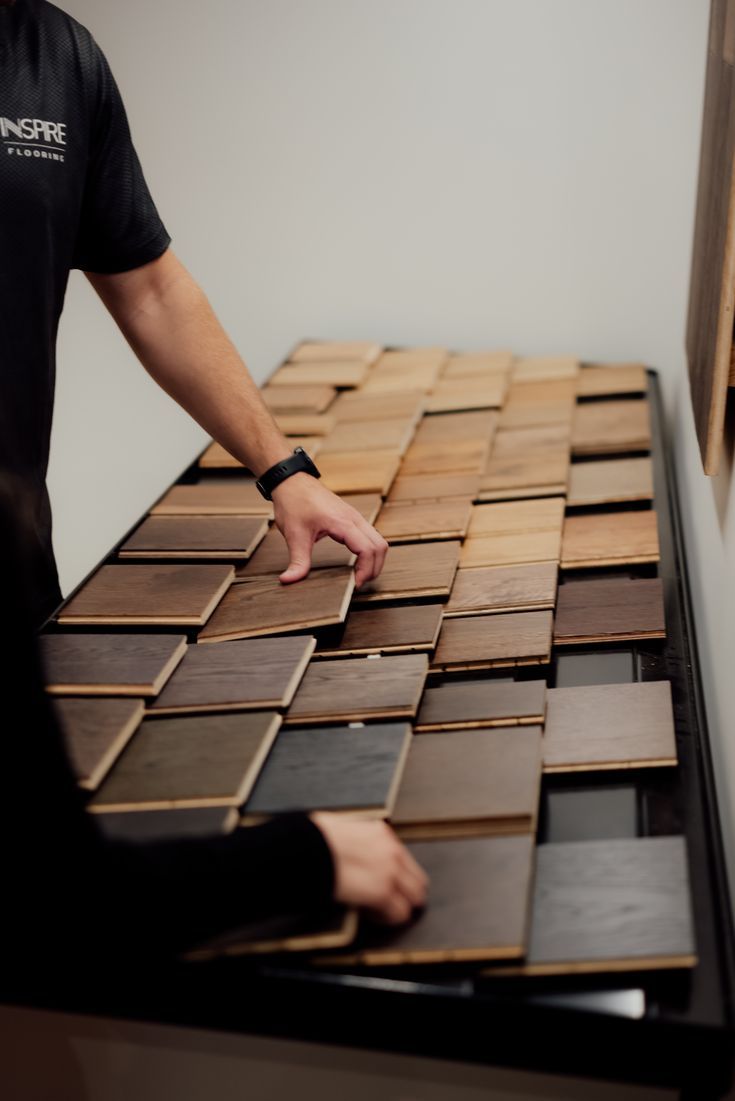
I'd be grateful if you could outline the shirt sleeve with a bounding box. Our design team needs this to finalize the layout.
[72,43,171,274]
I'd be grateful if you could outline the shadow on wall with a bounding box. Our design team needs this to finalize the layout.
[711,387,735,532]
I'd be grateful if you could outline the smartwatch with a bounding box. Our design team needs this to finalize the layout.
[256,446,321,500]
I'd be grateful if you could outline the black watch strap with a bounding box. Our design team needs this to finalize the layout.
[256,447,321,500]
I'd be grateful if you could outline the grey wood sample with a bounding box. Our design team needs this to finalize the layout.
[118,516,268,560]
[151,478,273,517]
[148,636,316,714]
[198,567,354,643]
[94,806,239,843]
[57,565,234,627]
[316,604,443,658]
[40,633,188,697]
[543,681,677,772]
[243,723,412,820]
[554,650,635,688]
[415,680,546,732]
[544,786,638,843]
[391,726,542,839]
[53,698,145,790]
[554,578,666,645]
[445,562,558,617]
[89,711,281,812]
[284,654,429,724]
[431,611,553,672]
[354,541,461,604]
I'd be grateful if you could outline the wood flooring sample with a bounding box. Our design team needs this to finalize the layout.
[89,711,281,813]
[415,679,546,731]
[327,835,534,964]
[561,510,660,569]
[95,806,238,843]
[375,498,473,543]
[119,516,268,560]
[460,529,562,569]
[316,604,443,658]
[391,726,542,838]
[577,364,648,397]
[331,390,425,424]
[187,906,358,960]
[468,497,565,538]
[431,610,553,672]
[261,384,336,414]
[362,364,439,394]
[57,565,234,627]
[554,577,666,645]
[198,438,323,468]
[354,541,460,604]
[235,528,356,577]
[445,562,558,617]
[567,457,654,507]
[572,399,651,455]
[512,356,580,383]
[543,681,677,772]
[374,347,448,370]
[284,653,429,724]
[479,426,571,500]
[387,472,480,504]
[40,633,187,697]
[425,376,508,413]
[400,438,491,477]
[289,339,382,365]
[442,351,514,378]
[149,636,315,714]
[198,567,354,643]
[500,381,576,429]
[413,410,498,444]
[318,449,401,495]
[274,413,336,436]
[151,479,273,517]
[269,360,369,389]
[320,417,416,456]
[243,723,412,819]
[54,698,144,790]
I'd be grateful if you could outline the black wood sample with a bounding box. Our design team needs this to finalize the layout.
[543,786,638,844]
[415,679,546,731]
[554,578,666,645]
[40,633,188,697]
[53,698,145,790]
[94,806,239,843]
[554,650,635,688]
[187,906,358,960]
[284,654,429,724]
[57,564,234,627]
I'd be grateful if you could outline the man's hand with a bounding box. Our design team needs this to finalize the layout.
[272,472,388,588]
[311,813,429,924]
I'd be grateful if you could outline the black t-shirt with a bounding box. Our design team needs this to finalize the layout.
[0,0,171,623]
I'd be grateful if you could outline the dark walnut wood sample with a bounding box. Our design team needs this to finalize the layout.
[151,478,273,517]
[89,711,281,812]
[284,653,429,725]
[496,836,696,975]
[261,384,337,414]
[289,339,382,364]
[235,528,356,577]
[543,681,677,772]
[386,472,481,504]
[561,509,660,569]
[118,516,269,559]
[415,679,546,731]
[324,835,535,965]
[571,399,651,455]
[40,633,187,696]
[198,567,354,643]
[94,805,238,843]
[53,698,145,790]
[554,577,666,645]
[391,726,542,839]
[57,564,234,627]
[577,364,648,397]
[354,541,460,604]
[375,498,473,543]
[316,603,443,658]
[148,636,316,714]
[431,610,553,672]
[567,457,654,507]
[243,723,412,820]
[187,906,358,961]
[445,562,558,617]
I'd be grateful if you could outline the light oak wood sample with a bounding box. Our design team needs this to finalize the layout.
[425,376,508,414]
[148,636,316,714]
[554,577,666,645]
[320,417,417,456]
[467,497,565,538]
[243,722,412,820]
[325,835,534,965]
[543,681,677,772]
[118,516,269,560]
[57,565,234,627]
[512,356,580,383]
[445,562,558,617]
[400,438,491,477]
[459,529,562,569]
[361,363,440,394]
[187,906,358,960]
[261,384,336,413]
[387,472,481,504]
[442,351,514,378]
[269,360,369,389]
[479,425,571,500]
[375,498,473,543]
[354,541,460,603]
[567,457,654,507]
[316,604,443,657]
[561,510,660,569]
[95,806,238,843]
[340,493,384,524]
[289,340,382,365]
[413,410,498,445]
[571,399,651,455]
[330,390,425,424]
[151,479,273,517]
[415,679,546,731]
[284,653,429,724]
[198,438,323,469]
[318,449,401,495]
[40,633,187,697]
[577,364,648,397]
[374,347,448,371]
[431,610,553,672]
[391,726,542,839]
[198,567,354,643]
[499,380,576,429]
[54,698,145,790]
[89,711,281,813]
[274,413,336,436]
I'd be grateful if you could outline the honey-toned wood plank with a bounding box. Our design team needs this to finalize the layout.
[375,498,473,543]
[441,351,514,378]
[261,384,336,413]
[284,653,429,724]
[54,698,145,791]
[561,510,660,569]
[354,541,460,604]
[567,457,654,507]
[274,413,335,436]
[431,610,553,672]
[320,417,416,455]
[361,363,440,394]
[413,410,498,444]
[577,364,648,397]
[289,340,382,365]
[425,376,508,414]
[460,528,562,569]
[400,438,492,477]
[118,516,268,560]
[512,356,580,383]
[374,347,448,370]
[445,562,558,617]
[572,399,651,455]
[40,634,188,697]
[554,577,666,645]
[468,497,565,538]
[315,604,443,658]
[57,565,234,627]
[330,390,426,424]
[151,479,273,517]
[269,360,369,389]
[318,449,401,495]
[415,679,546,732]
[499,380,577,429]
[387,472,480,504]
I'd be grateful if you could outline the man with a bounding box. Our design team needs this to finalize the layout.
[0,0,426,957]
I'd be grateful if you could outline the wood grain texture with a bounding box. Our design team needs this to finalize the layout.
[284,653,429,724]
[543,681,677,772]
[269,360,369,389]
[459,529,562,568]
[187,906,358,960]
[54,698,145,790]
[151,479,273,517]
[375,498,473,543]
[431,610,553,672]
[273,413,336,436]
[118,516,268,559]
[561,510,660,569]
[577,364,648,397]
[95,806,238,842]
[361,364,440,394]
[512,357,580,383]
[387,472,481,504]
[442,351,514,378]
[479,425,571,499]
[425,376,508,413]
[354,541,460,603]
[260,384,336,413]
[89,711,281,812]
[331,390,425,424]
[571,400,651,455]
[445,562,558,617]
[235,528,356,577]
[413,410,498,444]
[198,567,354,643]
[149,636,316,714]
[400,438,491,477]
[242,722,412,819]
[341,493,384,524]
[567,457,654,507]
[554,577,666,645]
[57,565,234,627]
[316,604,443,657]
[320,417,417,455]
[468,497,565,537]
[289,340,382,364]
[198,438,323,468]
[500,381,576,429]
[318,449,401,495]
[415,680,546,732]
[391,726,542,838]
[374,347,448,371]
[40,633,187,696]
